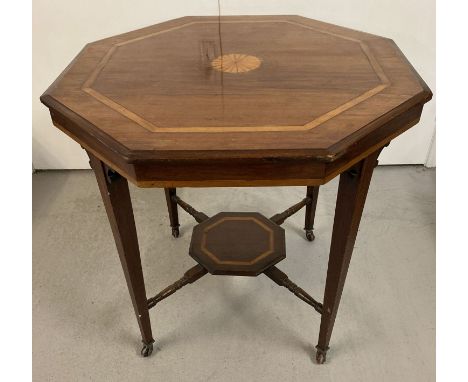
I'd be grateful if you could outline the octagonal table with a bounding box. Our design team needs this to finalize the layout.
[40,15,432,363]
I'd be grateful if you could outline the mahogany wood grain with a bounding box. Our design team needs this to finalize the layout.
[315,149,381,364]
[87,152,154,350]
[41,15,432,188]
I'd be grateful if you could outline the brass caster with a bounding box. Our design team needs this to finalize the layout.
[305,229,315,242]
[171,227,180,238]
[315,346,328,364]
[141,342,154,357]
[316,351,326,364]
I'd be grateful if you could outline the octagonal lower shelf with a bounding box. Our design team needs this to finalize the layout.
[189,212,286,276]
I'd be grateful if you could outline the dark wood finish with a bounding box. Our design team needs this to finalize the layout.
[270,196,312,225]
[190,212,285,276]
[87,152,154,356]
[147,265,207,309]
[44,98,423,187]
[41,15,432,187]
[315,149,381,364]
[164,188,180,237]
[264,266,323,314]
[173,195,209,223]
[304,186,320,241]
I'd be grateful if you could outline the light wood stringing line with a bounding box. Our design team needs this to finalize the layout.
[80,19,390,133]
[201,216,275,265]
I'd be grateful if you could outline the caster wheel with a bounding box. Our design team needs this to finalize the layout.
[171,227,180,238]
[141,342,154,357]
[315,350,327,364]
[305,229,315,242]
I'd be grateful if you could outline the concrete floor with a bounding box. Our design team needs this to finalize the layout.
[32,166,435,381]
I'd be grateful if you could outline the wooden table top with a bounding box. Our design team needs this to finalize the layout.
[41,15,432,187]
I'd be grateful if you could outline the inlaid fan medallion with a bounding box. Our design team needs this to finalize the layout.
[211,53,262,73]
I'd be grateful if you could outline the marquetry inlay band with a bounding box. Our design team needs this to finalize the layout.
[81,21,390,133]
[211,53,262,73]
[200,216,274,266]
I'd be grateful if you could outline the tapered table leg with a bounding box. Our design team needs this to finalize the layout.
[164,188,180,238]
[88,153,155,357]
[315,150,380,364]
[304,186,319,241]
